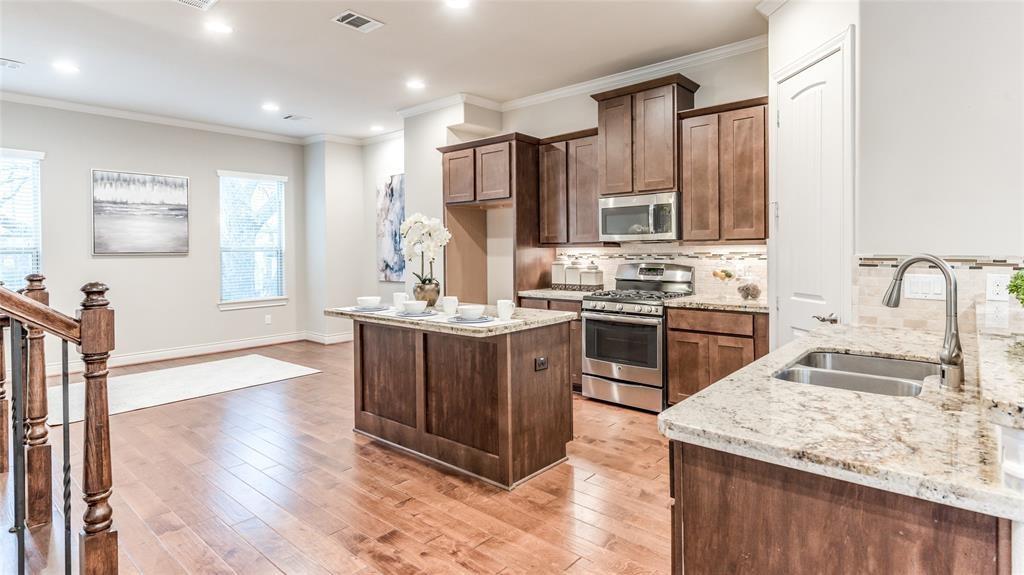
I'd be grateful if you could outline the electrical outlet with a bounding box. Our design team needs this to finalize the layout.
[264,314,272,325]
[534,357,548,371]
[986,273,1010,302]
[903,274,945,300]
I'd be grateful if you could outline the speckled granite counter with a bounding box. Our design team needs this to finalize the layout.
[976,303,1024,429]
[664,293,769,313]
[657,323,1024,521]
[518,289,593,301]
[325,305,575,338]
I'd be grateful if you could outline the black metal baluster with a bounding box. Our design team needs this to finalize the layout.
[62,340,71,575]
[10,320,26,575]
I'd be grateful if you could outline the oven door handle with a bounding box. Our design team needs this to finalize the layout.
[581,311,663,326]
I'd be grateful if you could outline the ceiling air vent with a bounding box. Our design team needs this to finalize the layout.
[283,114,311,121]
[174,0,220,11]
[0,58,24,70]
[333,10,384,33]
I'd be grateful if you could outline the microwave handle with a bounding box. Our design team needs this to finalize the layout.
[582,311,663,326]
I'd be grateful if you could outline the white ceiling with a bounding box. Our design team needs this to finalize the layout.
[0,0,766,140]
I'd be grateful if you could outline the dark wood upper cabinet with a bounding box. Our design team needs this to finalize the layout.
[539,142,568,244]
[475,142,511,201]
[681,114,721,241]
[592,75,699,197]
[597,95,633,196]
[443,149,475,204]
[719,106,767,240]
[633,85,677,192]
[567,135,600,244]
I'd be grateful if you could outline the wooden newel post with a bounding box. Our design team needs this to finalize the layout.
[78,282,117,575]
[21,273,52,527]
[0,280,8,474]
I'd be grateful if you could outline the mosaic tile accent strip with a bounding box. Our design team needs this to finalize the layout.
[858,254,1024,270]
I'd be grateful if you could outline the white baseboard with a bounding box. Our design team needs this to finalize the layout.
[302,331,353,345]
[38,331,323,375]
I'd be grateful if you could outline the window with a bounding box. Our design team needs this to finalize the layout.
[0,149,44,291]
[218,171,287,308]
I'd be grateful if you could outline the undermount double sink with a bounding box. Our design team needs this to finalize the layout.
[774,351,940,397]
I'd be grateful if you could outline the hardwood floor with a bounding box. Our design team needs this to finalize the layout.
[1,341,671,574]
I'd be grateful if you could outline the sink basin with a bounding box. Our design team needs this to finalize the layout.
[773,352,940,397]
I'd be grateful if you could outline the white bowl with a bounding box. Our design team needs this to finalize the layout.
[457,304,485,320]
[402,300,428,314]
[357,296,381,308]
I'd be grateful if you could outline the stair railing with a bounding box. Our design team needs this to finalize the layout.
[1,277,117,575]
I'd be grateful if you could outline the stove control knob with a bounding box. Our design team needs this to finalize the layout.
[646,306,654,313]
[597,302,606,310]
[633,305,642,313]
[616,304,623,311]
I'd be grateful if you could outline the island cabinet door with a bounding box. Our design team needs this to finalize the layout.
[353,323,420,446]
[443,149,476,204]
[666,331,710,405]
[475,142,512,201]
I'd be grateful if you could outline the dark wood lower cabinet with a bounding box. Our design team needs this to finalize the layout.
[666,309,767,404]
[670,442,1012,575]
[353,320,571,488]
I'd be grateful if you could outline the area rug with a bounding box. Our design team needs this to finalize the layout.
[46,354,320,425]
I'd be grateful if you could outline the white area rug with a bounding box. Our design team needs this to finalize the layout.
[47,354,320,426]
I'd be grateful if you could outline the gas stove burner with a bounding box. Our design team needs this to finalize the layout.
[586,289,687,302]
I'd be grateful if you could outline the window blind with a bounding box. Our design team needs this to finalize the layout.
[219,175,285,303]
[0,154,42,291]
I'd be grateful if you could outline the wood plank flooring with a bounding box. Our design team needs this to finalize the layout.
[1,341,671,574]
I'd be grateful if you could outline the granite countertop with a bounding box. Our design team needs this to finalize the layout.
[518,289,593,301]
[657,323,1024,521]
[976,302,1024,429]
[324,305,575,338]
[664,293,770,313]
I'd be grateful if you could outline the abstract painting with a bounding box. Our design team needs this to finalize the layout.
[92,170,189,255]
[376,173,405,282]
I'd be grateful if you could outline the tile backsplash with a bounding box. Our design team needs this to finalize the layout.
[854,254,1023,333]
[556,244,768,300]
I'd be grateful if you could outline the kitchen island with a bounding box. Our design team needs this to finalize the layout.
[658,322,1023,574]
[325,305,576,489]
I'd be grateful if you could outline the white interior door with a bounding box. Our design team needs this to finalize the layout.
[773,48,848,345]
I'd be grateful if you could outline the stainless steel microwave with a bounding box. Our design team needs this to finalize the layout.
[598,192,679,242]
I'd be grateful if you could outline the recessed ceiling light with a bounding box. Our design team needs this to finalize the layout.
[405,78,426,91]
[261,102,280,112]
[370,125,384,132]
[204,19,233,34]
[52,60,80,75]
[445,0,471,8]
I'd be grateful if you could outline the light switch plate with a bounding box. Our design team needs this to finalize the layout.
[986,273,1010,301]
[903,274,945,300]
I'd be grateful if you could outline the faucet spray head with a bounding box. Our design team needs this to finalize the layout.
[882,279,903,308]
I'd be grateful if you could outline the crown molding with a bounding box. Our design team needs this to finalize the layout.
[500,35,769,112]
[0,91,306,145]
[756,0,789,18]
[301,134,362,146]
[397,93,501,119]
[360,130,404,146]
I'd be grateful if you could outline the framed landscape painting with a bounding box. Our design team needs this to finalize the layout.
[376,173,405,282]
[92,169,189,255]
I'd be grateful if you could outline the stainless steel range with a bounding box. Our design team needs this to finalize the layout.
[581,262,694,412]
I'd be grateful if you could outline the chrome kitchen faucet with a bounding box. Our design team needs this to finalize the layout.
[882,254,964,390]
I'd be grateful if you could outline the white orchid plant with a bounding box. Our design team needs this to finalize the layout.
[400,213,452,286]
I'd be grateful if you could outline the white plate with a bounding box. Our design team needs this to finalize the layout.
[397,310,437,318]
[354,305,389,312]
[449,315,494,324]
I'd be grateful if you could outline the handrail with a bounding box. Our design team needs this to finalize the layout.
[0,287,81,344]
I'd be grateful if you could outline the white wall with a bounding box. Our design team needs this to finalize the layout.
[502,47,769,137]
[0,101,306,362]
[361,134,406,297]
[857,0,1024,255]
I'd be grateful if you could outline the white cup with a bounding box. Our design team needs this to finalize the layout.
[392,292,408,309]
[402,300,428,314]
[356,296,381,308]
[496,299,516,320]
[439,296,459,315]
[457,304,485,320]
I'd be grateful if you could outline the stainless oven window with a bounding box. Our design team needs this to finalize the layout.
[601,204,652,236]
[584,317,659,369]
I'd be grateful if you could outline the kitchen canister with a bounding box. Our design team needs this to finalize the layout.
[581,261,603,291]
[564,258,583,289]
[551,255,570,289]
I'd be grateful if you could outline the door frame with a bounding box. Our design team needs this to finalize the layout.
[767,25,856,350]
